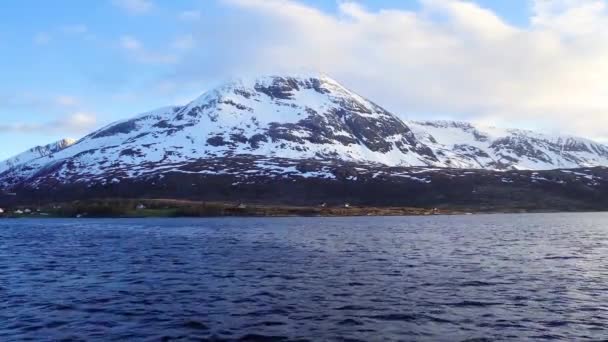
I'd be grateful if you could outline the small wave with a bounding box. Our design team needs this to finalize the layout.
[233,309,290,317]
[543,256,583,260]
[245,321,287,327]
[448,301,502,307]
[45,321,68,329]
[335,305,376,311]
[183,320,210,330]
[460,281,499,287]
[369,313,418,322]
[347,282,366,287]
[543,320,569,327]
[337,319,364,326]
[237,334,288,341]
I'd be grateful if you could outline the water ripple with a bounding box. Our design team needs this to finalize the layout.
[1,213,608,341]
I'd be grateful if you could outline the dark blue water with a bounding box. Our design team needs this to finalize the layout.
[1,214,607,341]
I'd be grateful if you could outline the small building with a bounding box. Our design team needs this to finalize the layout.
[136,203,146,210]
[15,210,23,215]
[24,209,32,214]
[237,203,248,209]
[344,203,350,208]
[320,202,327,208]
[0,208,4,214]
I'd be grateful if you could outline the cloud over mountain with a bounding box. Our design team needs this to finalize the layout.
[165,0,608,142]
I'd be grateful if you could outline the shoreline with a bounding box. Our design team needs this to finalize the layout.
[0,198,604,219]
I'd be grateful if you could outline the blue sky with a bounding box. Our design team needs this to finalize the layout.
[1,0,606,159]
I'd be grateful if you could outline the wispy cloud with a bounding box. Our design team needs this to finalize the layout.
[61,24,89,35]
[171,34,195,51]
[0,92,81,110]
[0,112,98,134]
[178,10,201,21]
[119,35,179,64]
[55,96,79,107]
[33,32,52,45]
[119,35,143,50]
[111,0,153,14]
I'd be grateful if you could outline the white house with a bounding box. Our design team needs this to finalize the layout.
[136,203,146,210]
[15,210,23,215]
[0,208,4,214]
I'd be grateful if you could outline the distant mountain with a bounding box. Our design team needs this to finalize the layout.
[407,120,608,170]
[1,74,608,210]
[0,138,75,174]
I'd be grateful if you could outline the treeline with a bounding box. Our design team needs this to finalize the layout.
[3,198,454,218]
[41,199,323,218]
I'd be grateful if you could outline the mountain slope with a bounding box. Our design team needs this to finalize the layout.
[2,73,608,192]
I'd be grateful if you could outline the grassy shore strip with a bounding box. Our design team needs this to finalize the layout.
[0,198,469,218]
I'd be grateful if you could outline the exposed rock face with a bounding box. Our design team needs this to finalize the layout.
[2,73,608,195]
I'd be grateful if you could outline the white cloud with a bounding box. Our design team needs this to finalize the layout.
[0,112,98,134]
[0,92,82,110]
[112,0,153,14]
[119,35,179,64]
[179,10,201,21]
[172,34,195,50]
[119,35,142,50]
[165,0,608,141]
[55,96,79,107]
[33,32,52,45]
[61,24,89,34]
[62,112,98,132]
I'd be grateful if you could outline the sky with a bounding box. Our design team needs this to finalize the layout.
[1,0,607,159]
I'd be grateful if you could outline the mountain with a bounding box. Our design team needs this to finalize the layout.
[0,138,76,175]
[1,73,608,210]
[407,121,608,170]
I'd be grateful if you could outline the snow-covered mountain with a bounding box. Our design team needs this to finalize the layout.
[0,138,75,174]
[407,121,608,170]
[2,73,608,189]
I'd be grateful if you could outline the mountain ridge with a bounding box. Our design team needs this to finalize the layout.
[0,138,76,175]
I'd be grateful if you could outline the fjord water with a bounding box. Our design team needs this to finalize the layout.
[1,214,607,341]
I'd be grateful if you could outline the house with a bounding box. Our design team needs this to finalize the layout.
[24,209,32,214]
[344,203,350,208]
[237,203,247,209]
[0,208,4,214]
[15,210,23,215]
[136,203,146,210]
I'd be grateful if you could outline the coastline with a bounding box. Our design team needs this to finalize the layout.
[0,198,600,219]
